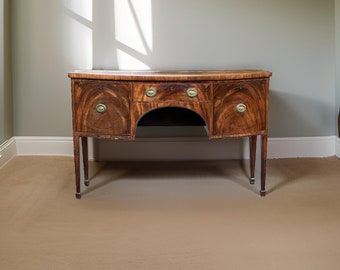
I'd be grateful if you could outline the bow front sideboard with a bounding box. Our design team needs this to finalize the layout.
[69,70,272,199]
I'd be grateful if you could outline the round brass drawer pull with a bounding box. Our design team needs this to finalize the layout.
[236,103,247,113]
[187,88,198,97]
[96,103,107,113]
[145,87,157,97]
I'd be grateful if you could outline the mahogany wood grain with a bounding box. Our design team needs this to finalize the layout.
[133,83,211,102]
[213,79,267,136]
[69,70,272,198]
[69,69,272,81]
[72,80,130,136]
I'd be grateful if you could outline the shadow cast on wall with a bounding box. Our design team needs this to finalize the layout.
[268,90,335,137]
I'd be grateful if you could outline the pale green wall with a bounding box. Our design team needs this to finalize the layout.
[336,0,340,136]
[9,0,337,138]
[0,0,4,143]
[0,0,12,144]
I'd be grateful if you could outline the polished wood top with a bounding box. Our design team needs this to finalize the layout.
[68,69,272,81]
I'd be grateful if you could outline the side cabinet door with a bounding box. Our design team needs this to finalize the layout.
[72,80,130,135]
[213,79,268,136]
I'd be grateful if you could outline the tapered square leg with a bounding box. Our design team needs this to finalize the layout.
[249,136,257,184]
[81,137,89,186]
[73,135,81,199]
[260,135,268,196]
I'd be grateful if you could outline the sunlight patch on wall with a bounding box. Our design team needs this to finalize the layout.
[64,0,92,22]
[116,49,150,70]
[63,0,93,69]
[114,0,152,69]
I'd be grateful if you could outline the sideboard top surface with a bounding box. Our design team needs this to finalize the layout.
[68,69,272,81]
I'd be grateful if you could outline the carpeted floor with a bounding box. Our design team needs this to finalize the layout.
[0,156,340,269]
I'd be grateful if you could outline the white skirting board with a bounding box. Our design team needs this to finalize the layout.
[268,136,337,158]
[336,136,340,158]
[0,137,17,168]
[0,136,339,168]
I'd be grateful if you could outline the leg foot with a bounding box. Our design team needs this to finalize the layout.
[75,192,82,199]
[249,177,255,184]
[260,190,266,197]
[84,179,90,187]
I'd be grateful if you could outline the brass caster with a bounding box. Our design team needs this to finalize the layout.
[260,190,266,197]
[249,178,255,184]
[75,192,82,199]
[84,179,90,187]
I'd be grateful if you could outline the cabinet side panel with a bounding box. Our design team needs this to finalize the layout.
[213,79,267,136]
[72,80,130,136]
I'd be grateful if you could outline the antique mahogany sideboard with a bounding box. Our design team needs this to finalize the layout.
[69,70,272,199]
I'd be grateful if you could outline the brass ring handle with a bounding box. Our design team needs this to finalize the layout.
[96,103,107,113]
[187,88,198,97]
[236,103,247,113]
[145,87,157,97]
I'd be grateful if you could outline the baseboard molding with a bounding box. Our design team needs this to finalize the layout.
[14,136,74,156]
[0,136,339,167]
[268,136,337,158]
[336,136,340,158]
[0,137,17,167]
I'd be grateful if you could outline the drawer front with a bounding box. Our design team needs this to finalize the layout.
[72,80,130,135]
[213,79,268,136]
[133,83,211,102]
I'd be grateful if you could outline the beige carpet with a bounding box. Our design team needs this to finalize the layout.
[0,156,340,269]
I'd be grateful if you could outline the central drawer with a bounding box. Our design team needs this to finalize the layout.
[133,83,212,102]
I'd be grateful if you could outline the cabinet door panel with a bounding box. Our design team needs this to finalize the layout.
[213,80,267,136]
[73,81,130,135]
